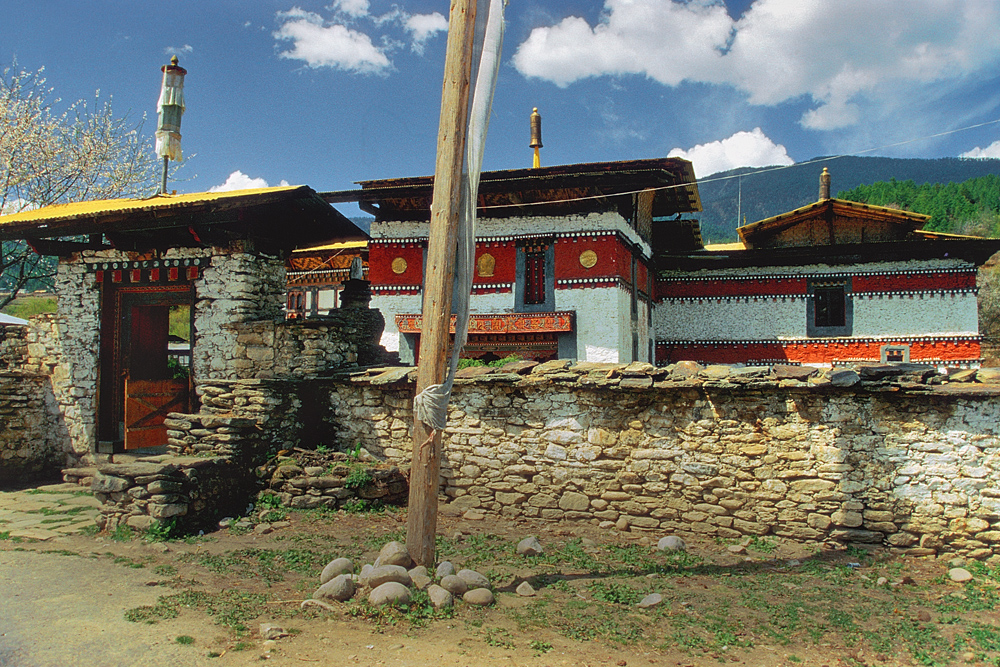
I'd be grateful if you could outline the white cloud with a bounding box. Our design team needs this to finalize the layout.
[275,9,391,74]
[274,4,447,72]
[668,128,794,177]
[209,171,290,192]
[513,0,1000,131]
[333,0,370,18]
[961,140,1000,158]
[405,13,448,54]
[164,44,194,55]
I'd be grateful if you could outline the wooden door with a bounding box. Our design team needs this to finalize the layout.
[124,378,188,450]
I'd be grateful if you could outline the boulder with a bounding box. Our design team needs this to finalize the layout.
[378,541,413,568]
[367,565,412,589]
[516,536,544,557]
[369,582,411,606]
[426,584,454,609]
[439,574,468,597]
[657,535,687,552]
[463,588,495,606]
[457,569,490,589]
[314,574,355,602]
[321,558,355,585]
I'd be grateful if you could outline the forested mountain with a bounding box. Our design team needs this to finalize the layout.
[839,176,1000,234]
[695,156,1000,243]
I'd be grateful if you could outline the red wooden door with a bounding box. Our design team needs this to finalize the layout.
[122,305,188,449]
[124,378,188,450]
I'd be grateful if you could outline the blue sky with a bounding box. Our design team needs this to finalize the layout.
[3,0,1000,207]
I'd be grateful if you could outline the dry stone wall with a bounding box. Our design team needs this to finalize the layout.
[0,321,68,480]
[326,361,1000,559]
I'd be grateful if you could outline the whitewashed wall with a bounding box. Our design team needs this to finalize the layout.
[556,286,627,362]
[853,293,979,337]
[655,297,807,341]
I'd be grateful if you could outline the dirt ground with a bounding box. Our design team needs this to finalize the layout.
[2,499,999,667]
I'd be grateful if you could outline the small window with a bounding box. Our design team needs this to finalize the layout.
[814,286,845,328]
[524,244,547,305]
[807,278,852,337]
[881,344,909,363]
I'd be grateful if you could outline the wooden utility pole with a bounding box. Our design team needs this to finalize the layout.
[406,0,478,567]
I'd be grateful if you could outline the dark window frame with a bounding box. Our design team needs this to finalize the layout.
[515,240,555,313]
[807,277,852,337]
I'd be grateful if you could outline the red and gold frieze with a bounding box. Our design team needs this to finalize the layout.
[656,337,982,366]
[396,311,574,335]
[554,233,621,280]
[368,241,423,287]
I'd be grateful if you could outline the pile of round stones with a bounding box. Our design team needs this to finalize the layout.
[303,540,495,610]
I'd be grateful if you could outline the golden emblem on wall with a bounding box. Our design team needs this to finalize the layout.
[579,250,598,269]
[391,257,408,274]
[477,253,496,277]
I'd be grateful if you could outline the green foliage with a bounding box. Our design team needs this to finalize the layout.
[175,635,195,645]
[456,354,524,369]
[256,492,283,510]
[109,523,134,542]
[125,590,268,633]
[838,174,1000,235]
[145,518,181,542]
[343,464,374,489]
[347,588,455,628]
[589,580,640,605]
[529,639,554,655]
[1,294,56,318]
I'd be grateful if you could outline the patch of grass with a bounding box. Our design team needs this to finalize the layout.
[342,498,384,514]
[482,626,516,649]
[589,580,640,605]
[111,554,149,569]
[2,295,56,319]
[347,588,455,628]
[258,509,288,523]
[33,505,87,516]
[183,547,327,584]
[175,635,195,645]
[154,564,178,577]
[230,641,255,651]
[529,639,553,655]
[0,531,12,540]
[125,590,269,634]
[747,536,778,554]
[109,524,134,542]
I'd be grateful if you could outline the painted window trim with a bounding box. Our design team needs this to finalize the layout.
[806,277,853,337]
[515,240,555,313]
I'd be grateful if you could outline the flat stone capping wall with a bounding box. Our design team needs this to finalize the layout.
[92,454,258,533]
[164,412,262,459]
[328,360,1000,559]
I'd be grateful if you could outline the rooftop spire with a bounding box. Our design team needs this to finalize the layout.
[819,167,831,201]
[530,107,542,168]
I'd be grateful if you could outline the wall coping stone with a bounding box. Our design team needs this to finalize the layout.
[338,361,1000,397]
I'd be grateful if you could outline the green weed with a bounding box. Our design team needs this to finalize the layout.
[175,635,195,645]
[343,464,375,490]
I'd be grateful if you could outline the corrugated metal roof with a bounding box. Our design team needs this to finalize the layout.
[294,240,368,253]
[0,186,302,226]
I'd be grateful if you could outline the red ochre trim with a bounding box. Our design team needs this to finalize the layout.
[656,339,981,365]
[658,276,807,299]
[853,271,975,293]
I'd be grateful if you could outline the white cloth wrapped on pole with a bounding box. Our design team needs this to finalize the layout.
[155,61,186,162]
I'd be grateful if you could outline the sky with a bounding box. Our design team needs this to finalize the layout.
[3,0,1000,211]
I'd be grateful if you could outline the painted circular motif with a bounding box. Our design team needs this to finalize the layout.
[579,249,598,269]
[391,257,408,274]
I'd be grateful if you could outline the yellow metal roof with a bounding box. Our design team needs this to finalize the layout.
[704,242,745,251]
[294,240,369,253]
[0,186,302,226]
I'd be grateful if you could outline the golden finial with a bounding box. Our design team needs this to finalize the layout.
[530,107,542,168]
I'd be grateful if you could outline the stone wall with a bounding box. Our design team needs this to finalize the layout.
[322,361,1000,559]
[92,455,258,533]
[0,322,67,480]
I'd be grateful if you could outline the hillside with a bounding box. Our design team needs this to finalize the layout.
[695,156,1000,243]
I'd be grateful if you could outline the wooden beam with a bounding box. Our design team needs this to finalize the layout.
[406,0,477,567]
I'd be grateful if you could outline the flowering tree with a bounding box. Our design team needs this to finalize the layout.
[0,64,160,308]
